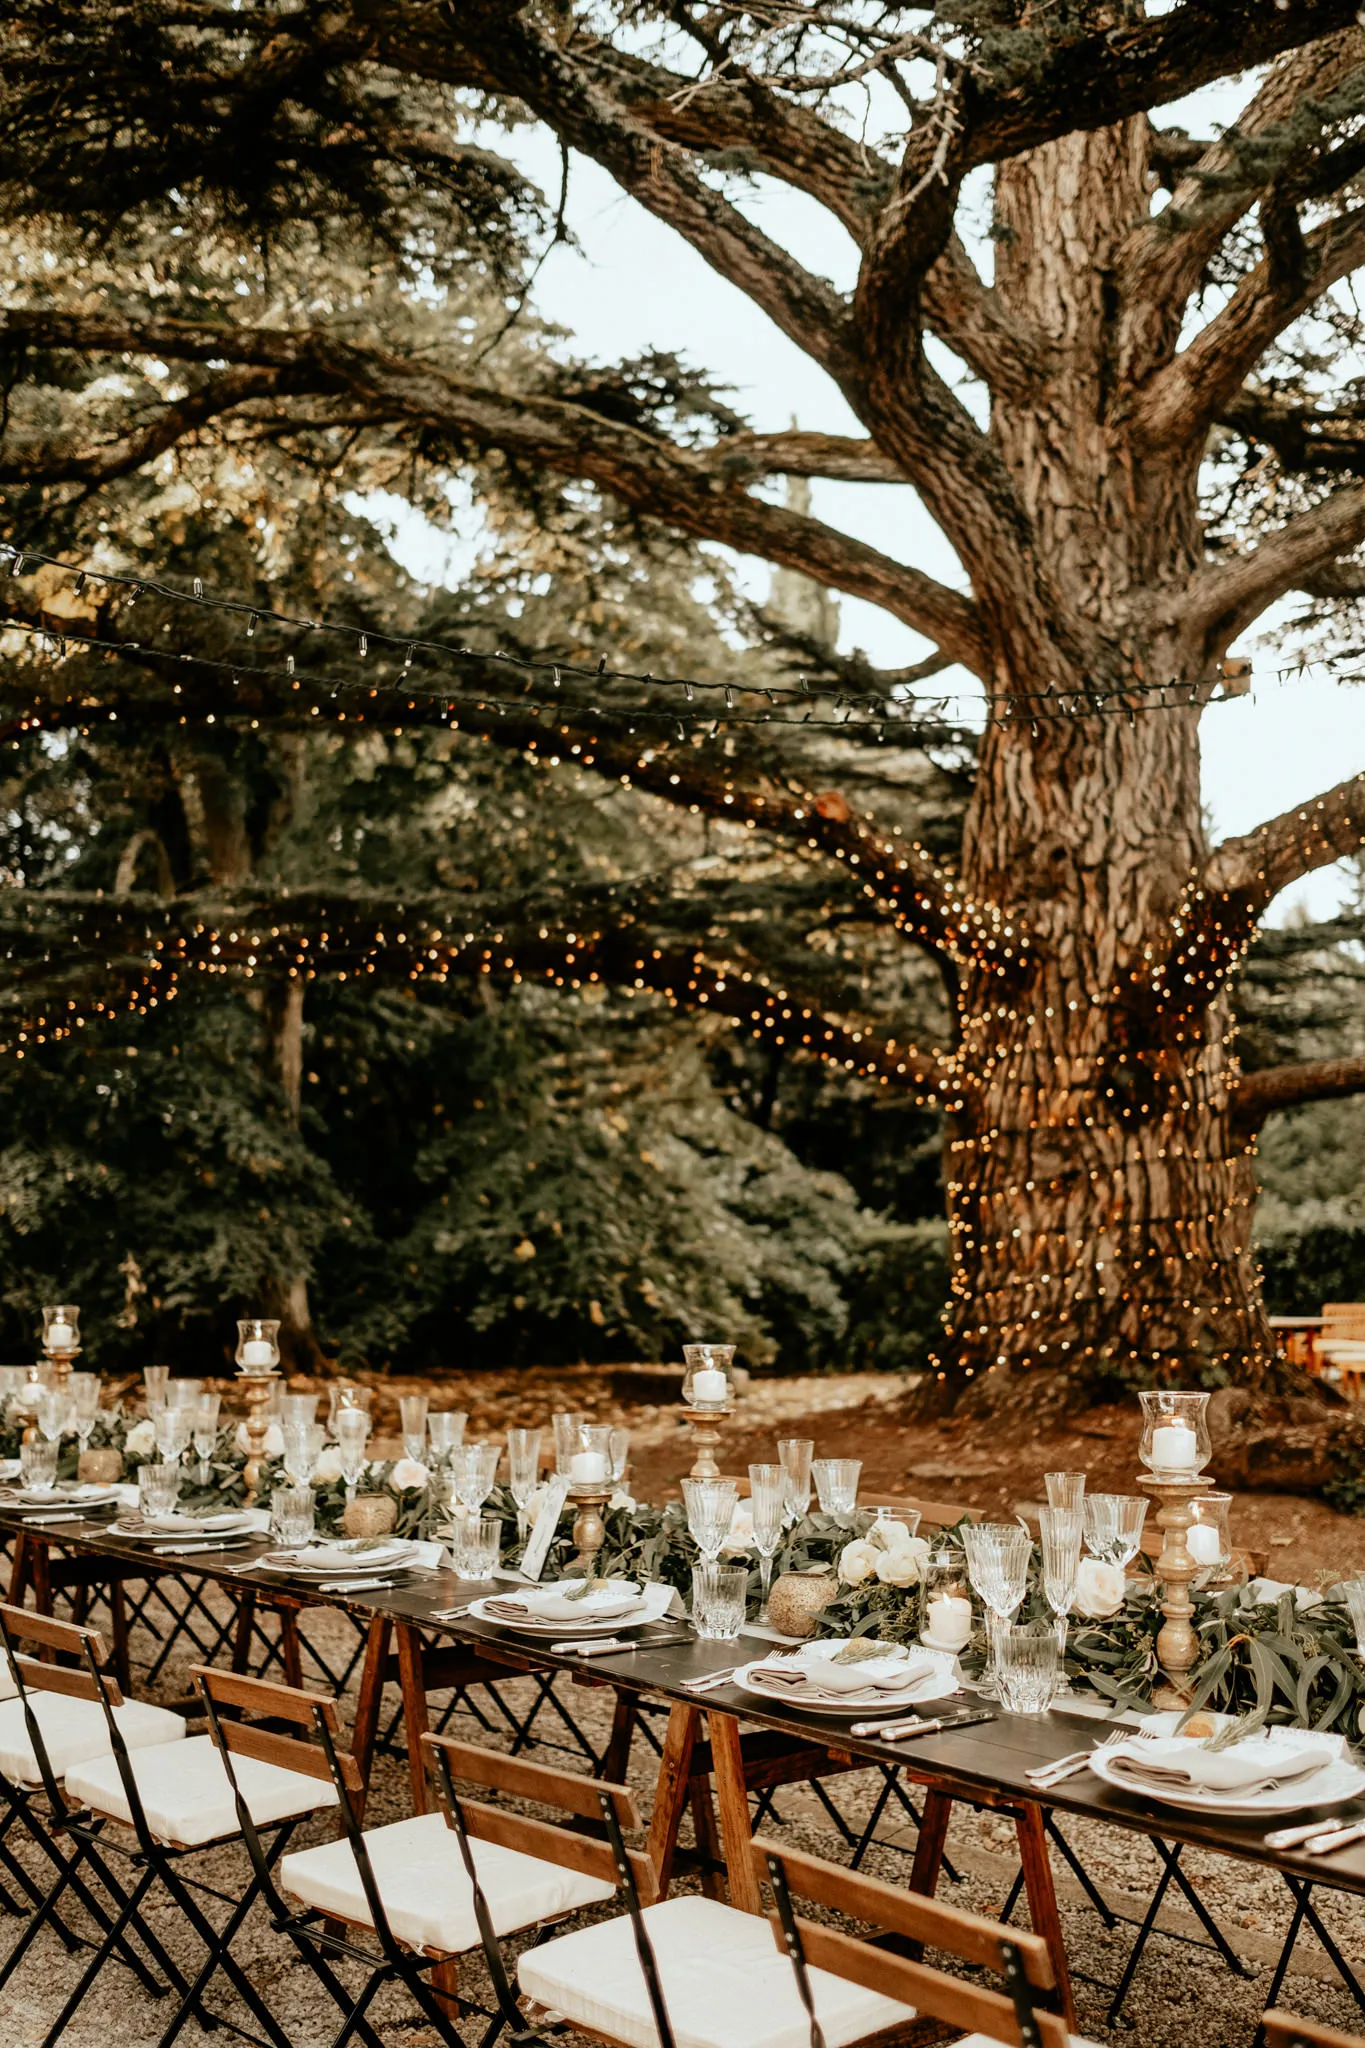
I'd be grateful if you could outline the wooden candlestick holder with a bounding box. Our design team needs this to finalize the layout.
[43,1344,79,1391]
[1139,1471,1214,1700]
[239,1370,280,1502]
[568,1485,611,1571]
[681,1402,733,1482]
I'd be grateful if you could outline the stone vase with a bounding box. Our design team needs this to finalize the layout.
[342,1494,397,1539]
[766,1565,836,1639]
[78,1448,123,1485]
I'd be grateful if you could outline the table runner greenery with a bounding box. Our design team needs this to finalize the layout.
[16,1404,1365,1738]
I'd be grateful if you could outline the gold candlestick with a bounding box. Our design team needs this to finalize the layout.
[41,1304,81,1391]
[681,1402,732,1481]
[568,1486,611,1571]
[1139,1472,1214,1699]
[240,1371,279,1503]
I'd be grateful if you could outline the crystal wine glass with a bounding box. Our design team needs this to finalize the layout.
[336,1409,370,1501]
[400,1393,430,1465]
[812,1458,861,1515]
[427,1410,467,1469]
[507,1428,542,1540]
[70,1373,101,1460]
[961,1522,1033,1698]
[748,1464,786,1622]
[452,1443,501,1516]
[282,1421,325,1487]
[683,1478,738,1564]
[1038,1506,1082,1660]
[1084,1494,1148,1568]
[777,1439,814,1524]
[154,1404,192,1468]
[191,1393,221,1486]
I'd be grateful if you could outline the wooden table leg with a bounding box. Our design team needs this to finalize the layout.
[907,1785,953,1900]
[1015,1801,1075,2027]
[396,1622,432,1815]
[231,1588,258,1674]
[7,1531,31,1606]
[350,1616,391,1810]
[687,1777,725,1899]
[645,1702,700,1896]
[706,1711,762,1915]
[602,1691,637,1784]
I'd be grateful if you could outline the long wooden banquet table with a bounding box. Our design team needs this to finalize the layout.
[8,1505,1365,2030]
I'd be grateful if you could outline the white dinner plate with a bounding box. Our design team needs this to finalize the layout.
[732,1651,961,1715]
[113,1510,258,1541]
[1090,1747,1365,1815]
[258,1538,419,1577]
[466,1594,653,1637]
[10,1485,122,1508]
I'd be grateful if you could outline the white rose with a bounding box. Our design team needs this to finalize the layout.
[235,1421,285,1459]
[877,1519,919,1553]
[313,1447,343,1486]
[524,1482,550,1526]
[1074,1557,1126,1620]
[123,1420,156,1457]
[608,1489,637,1514]
[391,1458,429,1493]
[875,1535,930,1587]
[721,1503,755,1556]
[838,1538,879,1587]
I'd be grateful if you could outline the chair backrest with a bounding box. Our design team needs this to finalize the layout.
[1264,2012,1365,2048]
[421,1733,657,1904]
[1323,1304,1365,1339]
[752,1837,1068,2048]
[0,1601,119,1705]
[192,1666,360,1797]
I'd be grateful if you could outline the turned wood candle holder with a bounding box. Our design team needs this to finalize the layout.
[567,1485,612,1571]
[680,1401,733,1482]
[1139,1471,1214,1699]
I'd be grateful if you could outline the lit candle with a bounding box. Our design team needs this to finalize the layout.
[1186,1521,1222,1566]
[689,1368,728,1404]
[46,1321,76,1350]
[569,1450,608,1484]
[241,1339,274,1368]
[1150,1420,1199,1473]
[924,1593,973,1650]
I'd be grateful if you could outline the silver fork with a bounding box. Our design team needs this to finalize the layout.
[1027,1726,1136,1786]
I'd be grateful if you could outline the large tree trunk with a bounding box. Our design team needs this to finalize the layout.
[937,122,1277,1391]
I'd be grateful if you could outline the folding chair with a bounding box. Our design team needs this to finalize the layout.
[0,1601,190,2006]
[198,1676,630,2048]
[38,1647,341,2048]
[1264,2012,1365,2048]
[757,1836,1103,2048]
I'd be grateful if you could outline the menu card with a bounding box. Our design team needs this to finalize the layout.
[519,1475,571,1582]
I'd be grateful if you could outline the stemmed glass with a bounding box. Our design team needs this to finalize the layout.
[507,1428,542,1541]
[400,1394,430,1465]
[1045,1472,1086,1513]
[683,1478,738,1564]
[812,1459,860,1515]
[283,1422,325,1487]
[748,1465,786,1622]
[191,1393,221,1486]
[36,1388,72,1447]
[777,1439,814,1524]
[427,1411,467,1469]
[452,1443,501,1518]
[143,1366,170,1411]
[70,1374,101,1463]
[961,1522,1033,1698]
[336,1409,370,1501]
[1039,1506,1083,1661]
[1084,1494,1148,1568]
[154,1402,192,1470]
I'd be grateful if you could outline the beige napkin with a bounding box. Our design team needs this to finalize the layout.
[1108,1731,1335,1792]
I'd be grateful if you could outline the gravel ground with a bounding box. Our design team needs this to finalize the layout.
[3,1592,1365,2048]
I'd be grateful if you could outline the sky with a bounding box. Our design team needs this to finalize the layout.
[454,75,1365,924]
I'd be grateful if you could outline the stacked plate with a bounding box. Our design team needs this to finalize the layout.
[733,1640,960,1714]
[466,1579,674,1635]
[4,1483,123,1511]
[256,1537,420,1578]
[114,1509,258,1542]
[1092,1716,1365,1815]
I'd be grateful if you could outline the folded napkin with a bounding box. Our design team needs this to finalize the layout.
[481,1580,678,1626]
[753,1648,941,1696]
[1107,1729,1337,1792]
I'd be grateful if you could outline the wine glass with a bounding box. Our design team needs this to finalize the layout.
[154,1404,192,1468]
[36,1388,72,1445]
[191,1393,221,1485]
[282,1422,325,1486]
[748,1464,786,1622]
[452,1443,501,1517]
[336,1409,370,1501]
[1045,1472,1086,1513]
[507,1428,542,1541]
[812,1459,860,1515]
[777,1439,814,1523]
[682,1478,738,1564]
[70,1373,101,1460]
[400,1393,430,1464]
[427,1410,467,1469]
[1084,1494,1148,1568]
[1038,1506,1082,1660]
[961,1522,1032,1698]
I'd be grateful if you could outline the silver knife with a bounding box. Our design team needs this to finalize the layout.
[152,1538,253,1557]
[1265,1815,1358,1851]
[1304,1821,1365,1856]
[553,1633,695,1657]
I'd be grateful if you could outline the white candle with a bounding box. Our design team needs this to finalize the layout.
[1151,1420,1199,1473]
[241,1339,274,1367]
[1186,1521,1222,1565]
[569,1450,607,1484]
[925,1593,973,1649]
[46,1321,76,1350]
[689,1367,728,1404]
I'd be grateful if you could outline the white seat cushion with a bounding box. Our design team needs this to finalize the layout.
[280,1809,615,1955]
[0,1664,16,1703]
[65,1733,336,1847]
[0,1691,185,1784]
[952,2036,1103,2047]
[518,1893,916,2048]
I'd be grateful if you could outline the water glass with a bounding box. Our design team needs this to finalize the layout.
[812,1458,861,1516]
[279,1393,319,1428]
[1045,1472,1086,1513]
[138,1462,181,1518]
[1084,1494,1148,1568]
[748,1464,786,1621]
[271,1485,316,1548]
[427,1410,467,1465]
[454,1514,502,1580]
[154,1405,191,1464]
[143,1366,170,1409]
[692,1564,748,1641]
[996,1622,1060,1714]
[1342,1575,1365,1656]
[683,1478,738,1563]
[336,1410,370,1499]
[20,1437,58,1492]
[507,1428,542,1536]
[400,1393,430,1464]
[777,1438,814,1522]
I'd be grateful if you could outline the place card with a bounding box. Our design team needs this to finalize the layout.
[519,1475,570,1581]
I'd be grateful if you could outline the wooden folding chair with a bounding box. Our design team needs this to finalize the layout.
[1264,2013,1365,2048]
[755,1836,1095,2048]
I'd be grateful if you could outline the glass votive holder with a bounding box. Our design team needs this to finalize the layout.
[552,1410,593,1474]
[812,1458,861,1515]
[236,1318,281,1373]
[20,1437,59,1492]
[921,1551,973,1651]
[1187,1491,1232,1585]
[692,1563,748,1640]
[138,1462,182,1519]
[454,1514,502,1580]
[682,1343,734,1411]
[996,1621,1060,1715]
[870,1504,922,1539]
[564,1422,613,1490]
[42,1304,80,1354]
[271,1485,316,1548]
[1138,1390,1211,1481]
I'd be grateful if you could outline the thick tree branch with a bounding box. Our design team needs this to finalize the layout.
[0,369,282,486]
[1205,769,1365,912]
[1173,485,1365,649]
[1221,386,1365,479]
[1234,1053,1365,1126]
[0,307,989,673]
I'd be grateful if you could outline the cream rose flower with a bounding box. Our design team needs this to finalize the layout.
[234,1420,285,1459]
[838,1538,879,1586]
[390,1457,430,1493]
[721,1503,755,1556]
[1073,1557,1126,1619]
[123,1420,157,1458]
[312,1446,343,1486]
[874,1534,931,1587]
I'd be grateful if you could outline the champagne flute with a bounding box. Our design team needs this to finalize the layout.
[336,1409,370,1501]
[507,1428,542,1541]
[1039,1506,1082,1661]
[70,1373,101,1461]
[191,1393,221,1486]
[748,1464,786,1622]
[400,1393,430,1465]
[777,1439,814,1524]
